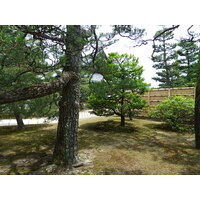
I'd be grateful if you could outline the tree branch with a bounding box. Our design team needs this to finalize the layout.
[91,25,99,68]
[15,26,65,44]
[151,25,180,59]
[0,71,77,105]
[111,108,122,116]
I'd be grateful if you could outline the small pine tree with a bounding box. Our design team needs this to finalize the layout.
[88,52,149,126]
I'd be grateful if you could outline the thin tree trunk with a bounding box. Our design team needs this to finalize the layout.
[14,112,25,129]
[195,84,200,149]
[120,90,125,126]
[121,115,125,127]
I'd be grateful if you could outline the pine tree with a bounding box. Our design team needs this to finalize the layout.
[152,27,180,88]
[177,40,199,86]
[0,26,59,128]
[88,53,149,126]
[0,25,145,168]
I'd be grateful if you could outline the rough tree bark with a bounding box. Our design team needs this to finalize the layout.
[0,71,76,105]
[0,26,85,168]
[53,26,84,168]
[195,83,200,149]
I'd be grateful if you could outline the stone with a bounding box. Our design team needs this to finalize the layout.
[45,164,58,173]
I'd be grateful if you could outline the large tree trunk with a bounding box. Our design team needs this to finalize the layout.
[53,26,84,168]
[53,80,80,167]
[195,84,200,149]
[14,112,25,129]
[0,26,84,168]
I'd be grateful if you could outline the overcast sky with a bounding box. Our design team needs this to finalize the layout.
[101,25,200,88]
[104,25,159,87]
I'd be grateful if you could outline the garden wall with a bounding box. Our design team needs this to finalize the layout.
[138,87,195,117]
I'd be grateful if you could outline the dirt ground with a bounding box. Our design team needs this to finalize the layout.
[0,116,199,175]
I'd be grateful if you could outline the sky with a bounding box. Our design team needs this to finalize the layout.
[104,25,159,87]
[91,25,159,87]
[100,25,200,88]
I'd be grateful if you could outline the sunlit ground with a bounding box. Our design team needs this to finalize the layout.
[0,116,199,175]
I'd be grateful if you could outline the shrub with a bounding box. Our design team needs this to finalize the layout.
[150,96,194,131]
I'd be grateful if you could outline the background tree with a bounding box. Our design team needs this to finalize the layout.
[150,25,200,149]
[79,70,91,109]
[0,69,60,129]
[152,27,180,88]
[177,39,199,86]
[88,53,149,126]
[0,95,59,128]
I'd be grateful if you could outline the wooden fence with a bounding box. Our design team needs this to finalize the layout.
[138,87,195,117]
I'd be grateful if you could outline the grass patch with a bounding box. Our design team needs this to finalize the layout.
[0,116,199,175]
[0,124,56,174]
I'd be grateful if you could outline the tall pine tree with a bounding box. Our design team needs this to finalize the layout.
[152,27,180,88]
[177,39,199,86]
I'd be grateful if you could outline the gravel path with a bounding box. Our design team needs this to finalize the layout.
[0,110,96,126]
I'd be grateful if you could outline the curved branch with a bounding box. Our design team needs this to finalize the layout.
[151,25,180,59]
[187,25,195,41]
[0,71,77,105]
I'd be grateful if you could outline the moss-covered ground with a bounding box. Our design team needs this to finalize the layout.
[0,116,199,175]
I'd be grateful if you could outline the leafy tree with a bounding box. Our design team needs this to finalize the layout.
[88,53,149,126]
[152,27,181,88]
[150,96,194,131]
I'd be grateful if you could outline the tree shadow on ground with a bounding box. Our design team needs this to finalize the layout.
[80,120,138,133]
[144,122,194,134]
[144,123,174,132]
[0,124,51,136]
[130,122,200,174]
[0,118,199,175]
[79,119,200,175]
[0,124,56,175]
[78,120,140,150]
